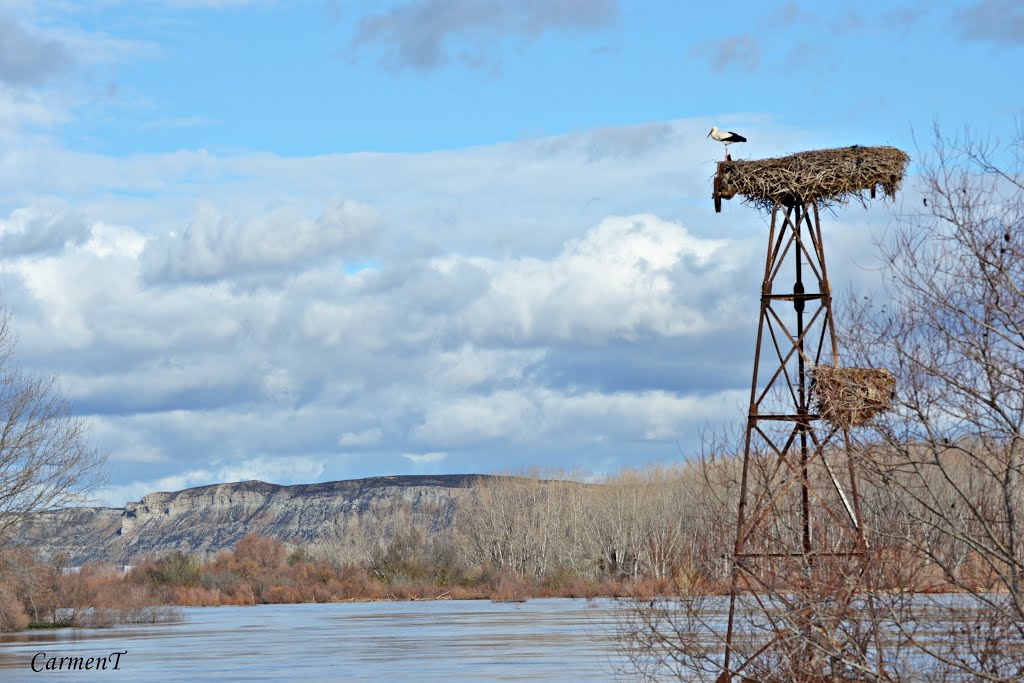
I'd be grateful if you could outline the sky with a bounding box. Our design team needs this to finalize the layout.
[0,0,1021,506]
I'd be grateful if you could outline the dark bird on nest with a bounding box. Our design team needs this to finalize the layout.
[707,126,746,160]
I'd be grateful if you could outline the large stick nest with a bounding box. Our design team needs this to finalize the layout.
[811,366,896,429]
[714,146,910,210]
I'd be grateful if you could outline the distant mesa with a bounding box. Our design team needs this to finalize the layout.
[13,474,496,566]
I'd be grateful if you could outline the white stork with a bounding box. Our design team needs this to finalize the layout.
[707,126,746,160]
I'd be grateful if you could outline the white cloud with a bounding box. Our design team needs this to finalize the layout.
[0,117,874,499]
[217,454,325,485]
[0,86,71,134]
[411,387,747,446]
[431,346,544,389]
[458,214,750,344]
[0,201,92,255]
[0,12,74,86]
[338,428,383,447]
[402,451,447,465]
[93,455,326,507]
[0,9,157,146]
[141,199,379,283]
[260,366,296,404]
[83,222,146,259]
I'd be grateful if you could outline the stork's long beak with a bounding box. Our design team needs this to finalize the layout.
[706,129,712,138]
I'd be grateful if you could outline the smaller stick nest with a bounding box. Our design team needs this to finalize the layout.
[715,146,910,210]
[811,366,896,428]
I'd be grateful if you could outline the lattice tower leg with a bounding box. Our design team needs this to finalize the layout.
[719,200,872,682]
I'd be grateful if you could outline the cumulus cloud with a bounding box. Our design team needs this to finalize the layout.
[59,356,265,415]
[3,118,848,497]
[141,199,379,284]
[338,428,383,447]
[348,0,618,71]
[0,88,72,136]
[458,215,746,345]
[286,214,753,384]
[0,202,92,255]
[8,222,260,355]
[93,455,327,507]
[402,451,447,464]
[410,387,746,446]
[430,346,544,389]
[580,123,678,162]
[0,13,74,86]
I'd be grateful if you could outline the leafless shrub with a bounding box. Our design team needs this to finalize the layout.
[0,308,106,540]
[839,121,1024,681]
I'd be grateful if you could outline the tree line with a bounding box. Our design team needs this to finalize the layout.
[1,447,1012,634]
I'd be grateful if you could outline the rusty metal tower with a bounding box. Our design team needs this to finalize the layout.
[712,146,909,682]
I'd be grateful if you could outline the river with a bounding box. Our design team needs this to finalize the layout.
[0,599,629,682]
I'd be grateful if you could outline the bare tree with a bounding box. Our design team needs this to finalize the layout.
[0,310,106,539]
[614,436,748,683]
[455,473,553,577]
[841,121,1024,682]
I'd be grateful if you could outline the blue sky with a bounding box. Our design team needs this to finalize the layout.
[0,0,1021,505]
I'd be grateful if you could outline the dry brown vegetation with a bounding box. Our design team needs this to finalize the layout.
[0,451,1011,635]
[0,463,736,630]
[0,547,180,630]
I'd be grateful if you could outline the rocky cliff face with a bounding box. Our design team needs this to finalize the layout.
[15,475,485,566]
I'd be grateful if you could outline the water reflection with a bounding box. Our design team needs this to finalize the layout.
[0,599,626,682]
